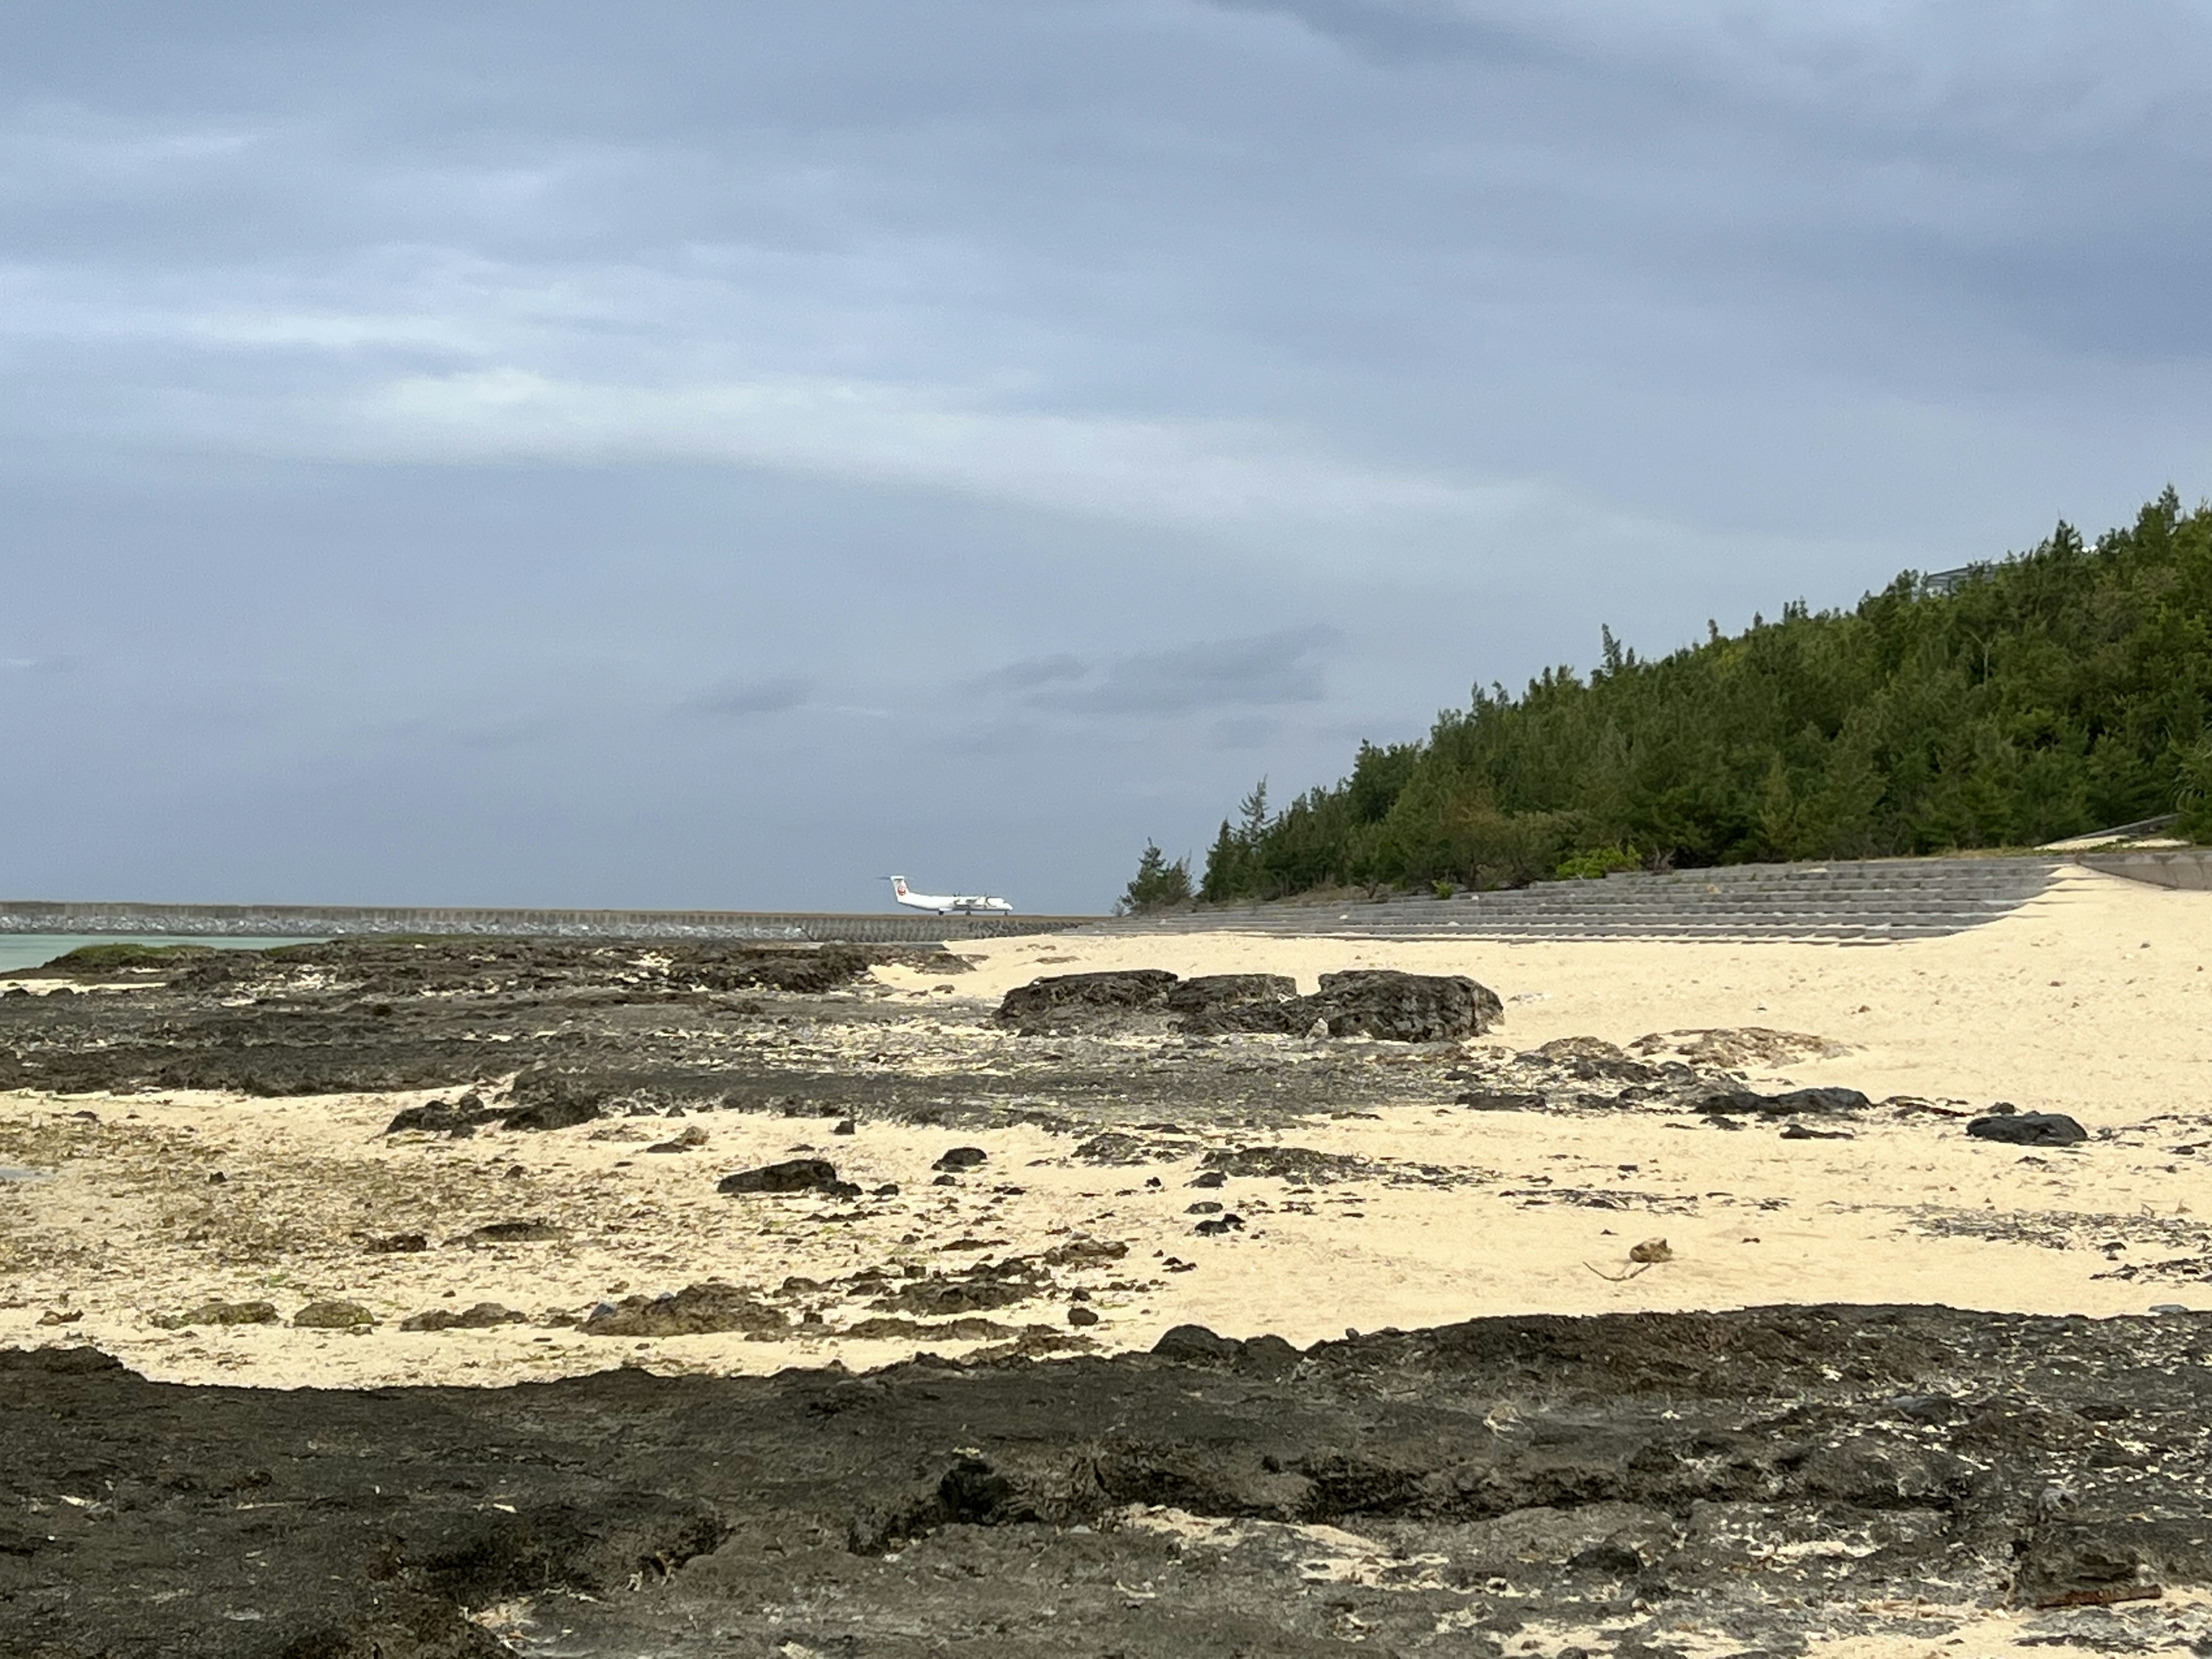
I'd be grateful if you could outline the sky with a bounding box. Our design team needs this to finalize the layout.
[3,1,2209,914]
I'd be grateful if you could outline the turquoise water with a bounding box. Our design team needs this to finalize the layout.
[0,934,321,975]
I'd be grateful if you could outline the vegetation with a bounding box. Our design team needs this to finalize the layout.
[1190,488,2212,902]
[1118,840,1195,913]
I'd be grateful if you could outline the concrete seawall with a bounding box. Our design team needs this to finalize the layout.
[0,900,1097,945]
[2078,850,2212,891]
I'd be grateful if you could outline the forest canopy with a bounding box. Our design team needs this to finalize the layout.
[1192,488,2212,903]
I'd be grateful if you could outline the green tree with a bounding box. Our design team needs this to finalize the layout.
[1185,487,2212,896]
[1118,841,1194,914]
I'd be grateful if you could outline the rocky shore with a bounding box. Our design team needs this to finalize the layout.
[3,927,2210,1655]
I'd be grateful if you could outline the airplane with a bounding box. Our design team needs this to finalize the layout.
[885,875,1014,915]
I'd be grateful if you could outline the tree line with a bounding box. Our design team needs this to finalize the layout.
[1125,487,2212,911]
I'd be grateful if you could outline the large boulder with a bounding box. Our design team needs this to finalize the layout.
[1168,974,1307,1036]
[997,969,1182,1033]
[717,1158,855,1196]
[1967,1110,2087,1147]
[1308,971,1502,1041]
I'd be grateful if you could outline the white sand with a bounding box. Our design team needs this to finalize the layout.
[1,865,2206,1389]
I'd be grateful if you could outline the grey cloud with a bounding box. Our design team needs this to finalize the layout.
[2,2,2208,914]
[1022,625,1343,717]
[687,675,810,718]
[969,653,1089,694]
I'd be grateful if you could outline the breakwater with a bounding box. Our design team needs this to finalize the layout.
[0,900,1096,945]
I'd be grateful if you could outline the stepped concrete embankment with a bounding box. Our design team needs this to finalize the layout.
[1082,855,2081,944]
[0,899,1094,945]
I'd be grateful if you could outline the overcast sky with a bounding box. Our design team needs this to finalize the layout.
[4,2,2207,913]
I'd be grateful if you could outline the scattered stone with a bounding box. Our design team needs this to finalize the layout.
[1188,1170,1226,1188]
[1521,1037,1657,1082]
[580,1282,785,1338]
[841,1315,1020,1342]
[1067,1305,1101,1328]
[872,1277,1038,1317]
[291,1300,376,1330]
[36,1309,82,1325]
[1194,1214,1246,1236]
[399,1302,527,1332]
[1780,1123,1853,1140]
[1040,1238,1127,1268]
[1627,1238,1674,1264]
[1457,1089,1544,1111]
[1071,1132,1160,1166]
[832,1118,857,1135]
[154,1300,277,1329]
[645,1125,710,1154]
[363,1233,427,1254]
[1630,1028,1846,1067]
[461,1220,566,1244]
[932,1146,988,1171]
[718,1158,844,1195]
[1968,1111,2088,1147]
[1187,1201,1224,1214]
[1699,1086,1872,1118]
[1200,1145,1370,1185]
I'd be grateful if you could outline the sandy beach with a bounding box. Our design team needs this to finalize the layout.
[4,864,2206,1389]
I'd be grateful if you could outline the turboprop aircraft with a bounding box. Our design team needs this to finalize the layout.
[885,876,1014,915]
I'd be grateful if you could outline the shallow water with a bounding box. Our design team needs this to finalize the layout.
[0,934,320,975]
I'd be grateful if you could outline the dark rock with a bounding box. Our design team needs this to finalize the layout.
[1194,1213,1246,1236]
[1188,1170,1227,1188]
[497,1096,603,1133]
[1780,1123,1854,1140]
[645,1125,710,1154]
[1968,1111,2088,1147]
[842,1315,1021,1342]
[1151,1323,1244,1365]
[832,1118,857,1135]
[384,1096,501,1137]
[1568,1542,1643,1575]
[1187,1201,1224,1214]
[872,1277,1037,1317]
[718,1158,843,1195]
[1308,970,1502,1041]
[1201,1144,1370,1184]
[1168,974,1308,1034]
[997,969,1179,1029]
[400,1302,528,1332]
[1040,1237,1127,1268]
[580,1282,785,1337]
[154,1300,278,1329]
[461,1220,566,1244]
[291,1300,376,1330]
[1067,1305,1101,1328]
[933,1146,988,1171]
[1164,974,1298,1013]
[1457,1089,1544,1111]
[1071,1131,1161,1165]
[365,1233,428,1253]
[1700,1086,1872,1118]
[1522,1037,1657,1081]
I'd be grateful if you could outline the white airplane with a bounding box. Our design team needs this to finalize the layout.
[885,875,1014,915]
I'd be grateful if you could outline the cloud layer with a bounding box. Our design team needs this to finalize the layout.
[2,1,2206,910]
